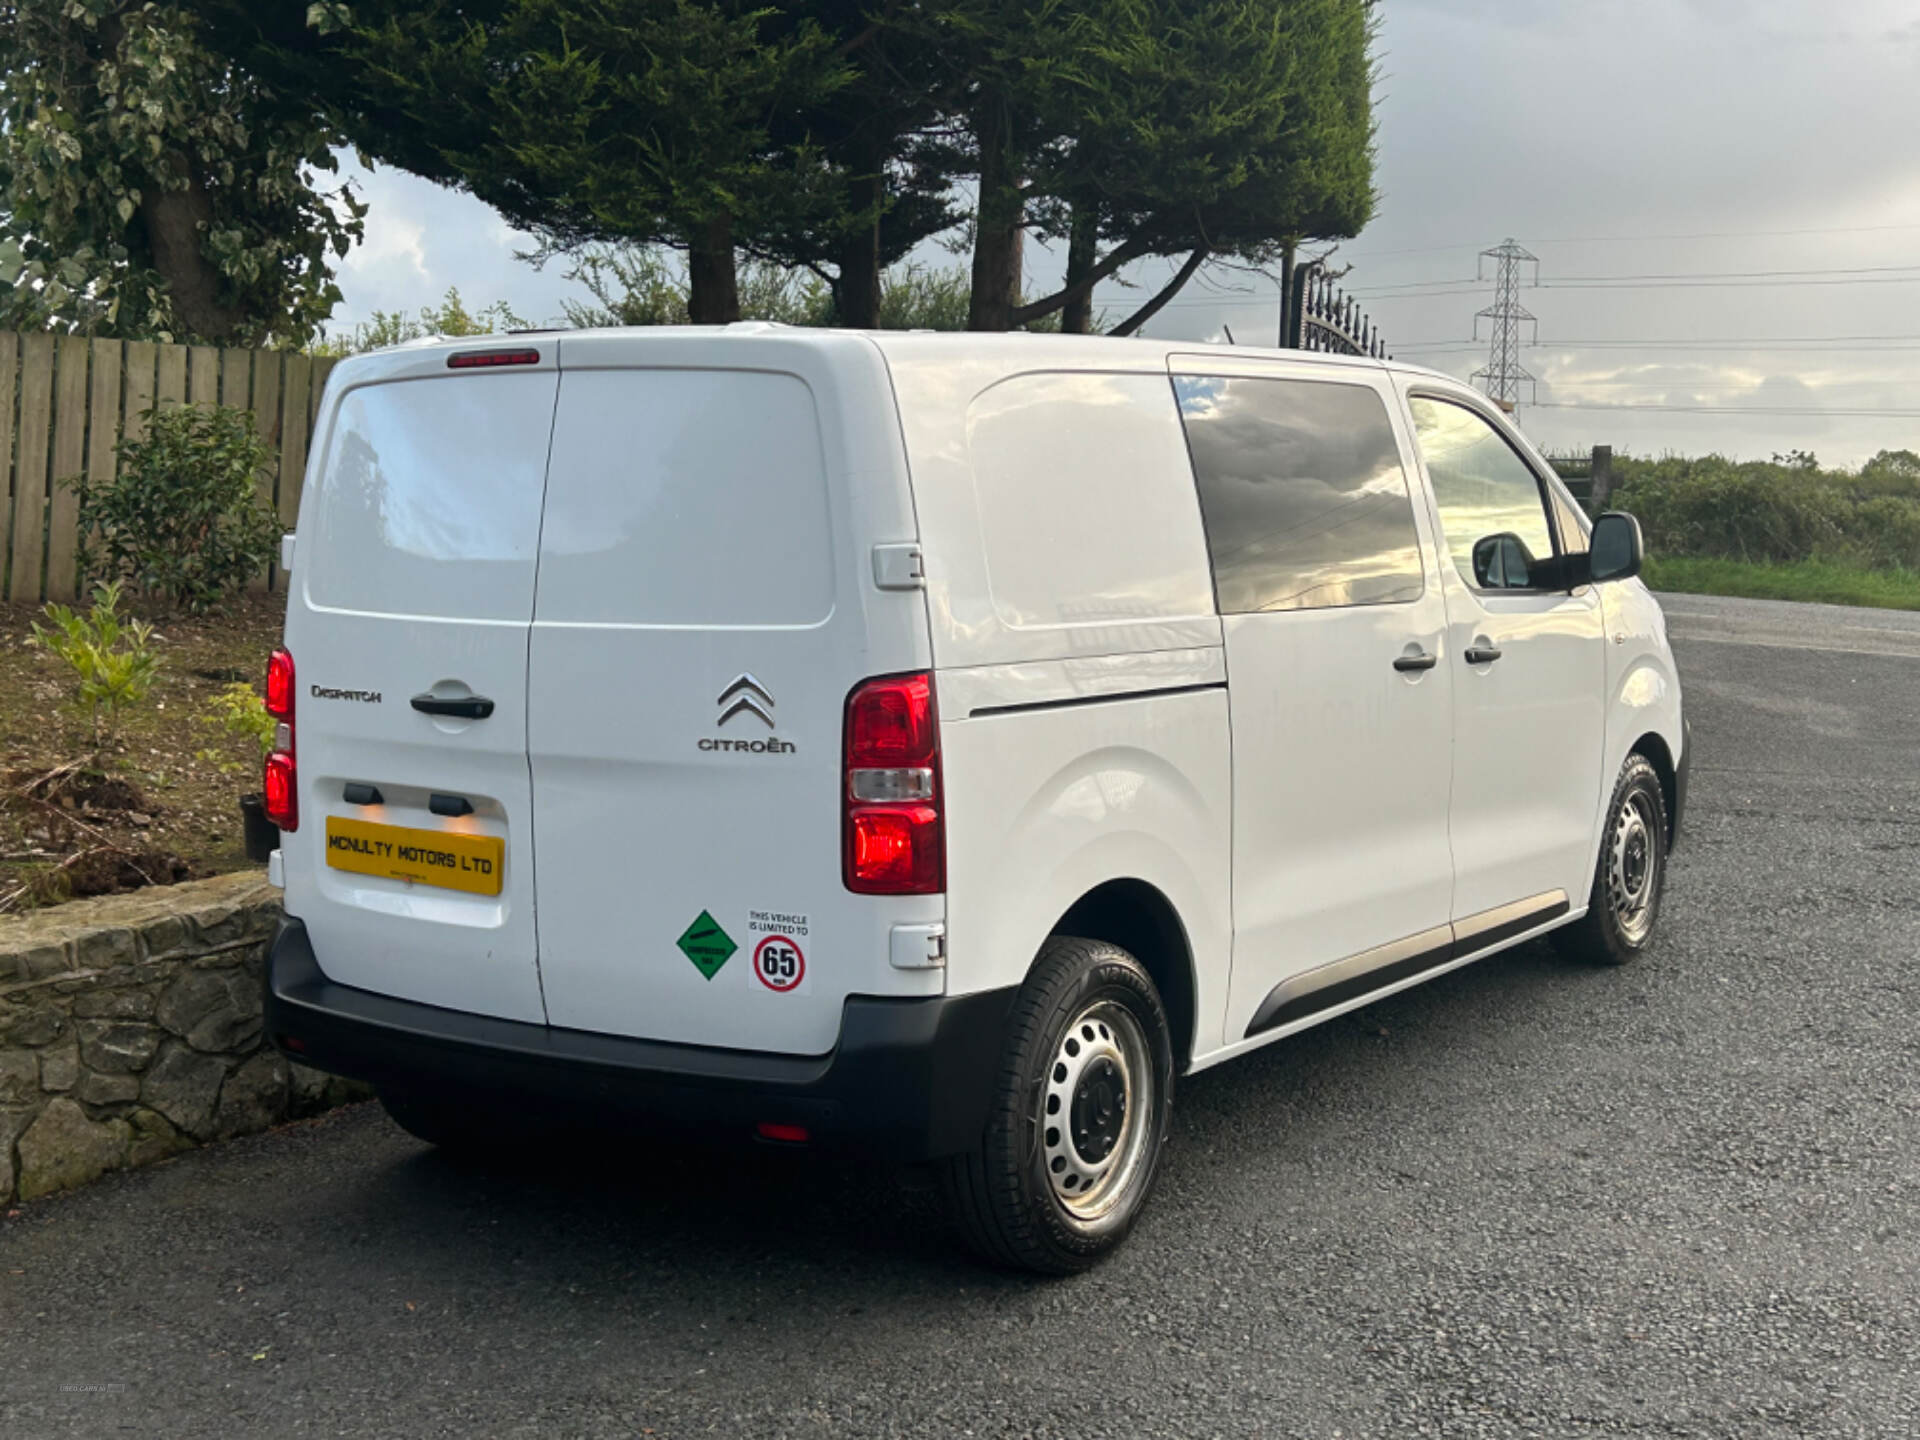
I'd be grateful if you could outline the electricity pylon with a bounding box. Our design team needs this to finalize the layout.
[1472,239,1539,412]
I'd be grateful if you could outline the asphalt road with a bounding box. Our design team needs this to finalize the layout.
[5,592,1919,1439]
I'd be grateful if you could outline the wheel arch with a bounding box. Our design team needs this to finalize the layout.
[1628,729,1678,844]
[1050,878,1199,1071]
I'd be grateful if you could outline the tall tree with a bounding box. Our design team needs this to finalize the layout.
[201,0,856,323]
[187,0,1377,334]
[969,0,1378,334]
[0,0,363,344]
[740,0,961,327]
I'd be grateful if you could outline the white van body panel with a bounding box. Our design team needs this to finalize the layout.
[939,690,1233,1052]
[873,336,1234,1054]
[1391,370,1616,919]
[281,345,558,1023]
[873,337,1222,670]
[1598,577,1686,831]
[1163,353,1460,1046]
[526,330,939,1056]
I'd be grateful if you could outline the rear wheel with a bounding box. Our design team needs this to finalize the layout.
[944,936,1174,1274]
[378,1086,512,1153]
[1555,753,1669,966]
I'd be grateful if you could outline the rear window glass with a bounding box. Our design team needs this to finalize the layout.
[534,369,835,627]
[1175,375,1424,614]
[305,372,558,621]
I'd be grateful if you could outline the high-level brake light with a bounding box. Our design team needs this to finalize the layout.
[446,348,541,369]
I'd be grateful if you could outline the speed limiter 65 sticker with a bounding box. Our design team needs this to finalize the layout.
[752,934,806,992]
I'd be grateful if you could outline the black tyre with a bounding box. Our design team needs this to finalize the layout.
[377,1086,512,1152]
[944,936,1175,1274]
[1554,753,1669,966]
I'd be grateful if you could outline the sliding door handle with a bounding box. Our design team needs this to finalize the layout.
[1393,651,1439,673]
[411,693,495,720]
[1464,646,1504,666]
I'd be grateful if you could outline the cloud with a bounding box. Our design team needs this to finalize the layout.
[341,215,430,288]
[319,1,1920,464]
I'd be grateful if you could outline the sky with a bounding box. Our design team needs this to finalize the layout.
[325,0,1920,467]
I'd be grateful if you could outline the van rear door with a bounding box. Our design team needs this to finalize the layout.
[526,331,936,1057]
[281,346,557,1024]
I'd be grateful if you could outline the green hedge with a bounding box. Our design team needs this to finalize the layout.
[1612,449,1920,571]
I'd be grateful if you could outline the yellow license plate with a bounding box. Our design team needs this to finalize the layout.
[325,816,505,896]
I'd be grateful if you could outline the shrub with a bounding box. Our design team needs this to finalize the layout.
[1612,451,1920,572]
[69,404,281,612]
[196,683,276,777]
[312,285,532,357]
[28,581,161,746]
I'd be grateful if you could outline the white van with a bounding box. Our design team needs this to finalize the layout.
[262,327,1687,1273]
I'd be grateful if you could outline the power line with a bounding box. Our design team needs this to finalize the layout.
[1132,262,1920,308]
[1526,338,1920,351]
[1349,263,1920,300]
[1531,400,1920,417]
[1536,378,1919,389]
[1341,218,1920,262]
[1548,262,1920,283]
[1539,275,1920,291]
[1393,332,1920,352]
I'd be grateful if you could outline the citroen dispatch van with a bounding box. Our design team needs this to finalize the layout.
[262,326,1688,1273]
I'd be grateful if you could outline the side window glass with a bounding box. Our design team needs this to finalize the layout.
[1174,375,1425,614]
[1552,488,1591,558]
[1409,397,1558,591]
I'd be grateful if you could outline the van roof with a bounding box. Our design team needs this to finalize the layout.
[328,324,1468,392]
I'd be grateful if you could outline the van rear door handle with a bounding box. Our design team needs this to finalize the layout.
[1464,646,1503,665]
[1393,652,1438,673]
[411,694,495,720]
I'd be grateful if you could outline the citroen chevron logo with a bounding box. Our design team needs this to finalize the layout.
[716,673,775,729]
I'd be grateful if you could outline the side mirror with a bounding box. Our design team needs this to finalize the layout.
[1471,532,1538,589]
[1589,511,1644,584]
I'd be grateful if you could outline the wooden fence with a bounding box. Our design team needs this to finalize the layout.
[0,331,338,604]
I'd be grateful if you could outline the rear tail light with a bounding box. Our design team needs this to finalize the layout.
[265,648,295,719]
[263,752,298,832]
[263,649,298,831]
[844,673,943,894]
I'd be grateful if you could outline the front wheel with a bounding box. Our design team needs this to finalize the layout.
[944,936,1175,1274]
[1555,753,1670,966]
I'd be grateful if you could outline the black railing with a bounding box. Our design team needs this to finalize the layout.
[1289,267,1390,359]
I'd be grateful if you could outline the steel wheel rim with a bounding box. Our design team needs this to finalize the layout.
[1608,790,1659,944]
[1039,1000,1155,1222]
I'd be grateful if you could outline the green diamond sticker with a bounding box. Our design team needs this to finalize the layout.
[676,910,736,980]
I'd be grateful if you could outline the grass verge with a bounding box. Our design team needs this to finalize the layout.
[1644,556,1920,611]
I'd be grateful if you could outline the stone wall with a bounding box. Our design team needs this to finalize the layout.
[0,871,366,1203]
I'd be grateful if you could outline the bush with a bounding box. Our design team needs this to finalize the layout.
[312,285,532,357]
[554,245,1061,331]
[69,404,282,612]
[196,682,276,777]
[1611,451,1920,572]
[28,581,161,746]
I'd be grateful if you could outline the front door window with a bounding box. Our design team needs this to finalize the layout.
[1409,397,1558,592]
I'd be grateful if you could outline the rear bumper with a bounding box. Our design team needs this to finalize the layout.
[265,918,1013,1160]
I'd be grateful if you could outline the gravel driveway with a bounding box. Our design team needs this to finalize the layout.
[4,592,1917,1439]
